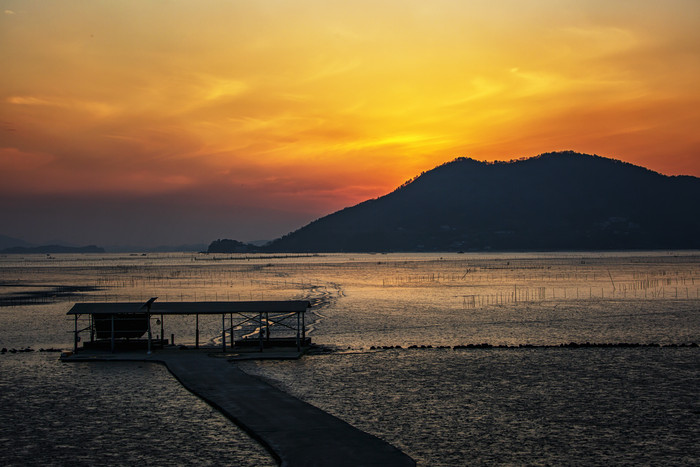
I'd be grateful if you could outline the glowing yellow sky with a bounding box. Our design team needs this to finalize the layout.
[1,0,700,242]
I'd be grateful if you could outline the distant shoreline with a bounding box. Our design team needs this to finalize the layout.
[0,245,105,254]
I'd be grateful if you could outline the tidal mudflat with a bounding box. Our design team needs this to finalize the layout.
[1,251,698,465]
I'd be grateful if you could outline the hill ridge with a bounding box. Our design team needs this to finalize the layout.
[262,151,699,252]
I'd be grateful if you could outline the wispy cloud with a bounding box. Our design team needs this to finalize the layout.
[7,96,54,106]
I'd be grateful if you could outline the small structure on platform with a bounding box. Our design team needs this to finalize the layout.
[67,298,311,354]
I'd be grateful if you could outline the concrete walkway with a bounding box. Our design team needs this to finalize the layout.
[63,349,416,467]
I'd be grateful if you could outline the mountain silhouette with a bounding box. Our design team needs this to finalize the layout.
[0,234,31,250]
[0,244,105,254]
[264,151,700,252]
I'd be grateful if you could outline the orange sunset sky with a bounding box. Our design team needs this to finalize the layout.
[1,0,699,246]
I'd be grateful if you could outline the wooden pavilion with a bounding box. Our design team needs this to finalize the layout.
[67,298,311,354]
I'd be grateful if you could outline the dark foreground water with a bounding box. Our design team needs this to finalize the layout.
[241,348,699,466]
[0,353,275,466]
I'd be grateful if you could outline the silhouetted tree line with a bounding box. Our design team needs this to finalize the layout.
[206,239,259,253]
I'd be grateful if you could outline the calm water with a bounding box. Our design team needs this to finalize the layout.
[241,348,699,466]
[1,251,699,465]
[0,353,275,466]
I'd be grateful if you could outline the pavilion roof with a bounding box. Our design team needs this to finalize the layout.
[67,300,311,315]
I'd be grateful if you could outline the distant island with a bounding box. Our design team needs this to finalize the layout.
[0,245,106,254]
[0,234,31,250]
[206,239,259,253]
[225,151,698,253]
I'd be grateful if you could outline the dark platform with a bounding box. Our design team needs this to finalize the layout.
[82,339,168,350]
[234,337,312,348]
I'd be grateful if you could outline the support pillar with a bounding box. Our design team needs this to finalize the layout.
[195,314,199,349]
[110,314,115,353]
[229,313,234,349]
[74,315,78,352]
[222,313,226,352]
[147,313,152,355]
[259,312,264,352]
[296,312,301,352]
